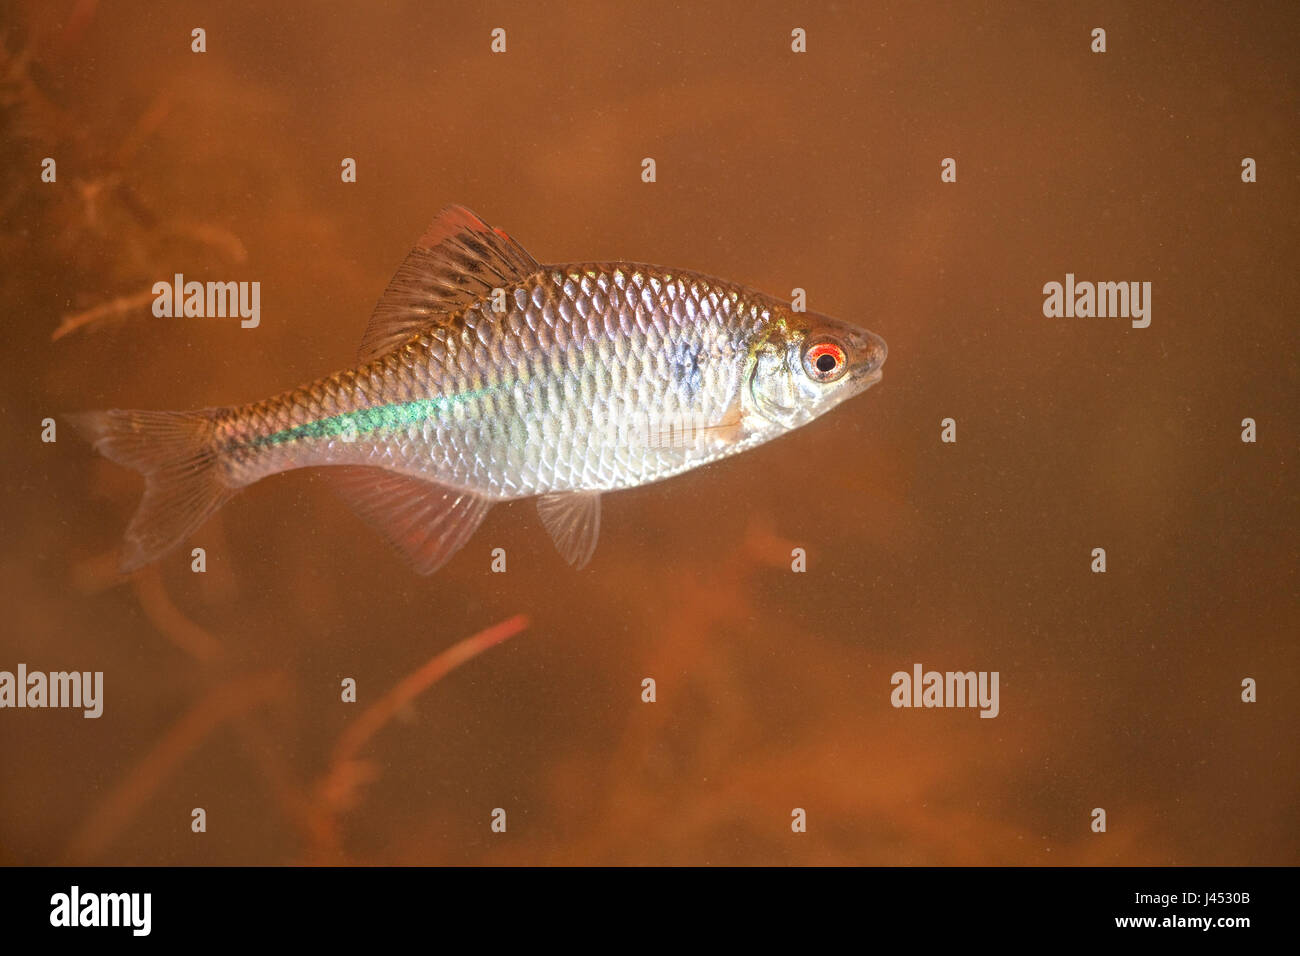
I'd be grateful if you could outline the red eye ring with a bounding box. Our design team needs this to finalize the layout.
[803,340,848,382]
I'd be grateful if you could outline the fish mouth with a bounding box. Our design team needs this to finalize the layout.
[849,328,888,387]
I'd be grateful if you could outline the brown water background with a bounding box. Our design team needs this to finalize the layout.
[1,0,1296,864]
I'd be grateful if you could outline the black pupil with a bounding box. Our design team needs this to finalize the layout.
[815,352,838,373]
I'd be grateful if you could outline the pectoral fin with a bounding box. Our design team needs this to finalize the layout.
[329,466,491,575]
[536,491,602,569]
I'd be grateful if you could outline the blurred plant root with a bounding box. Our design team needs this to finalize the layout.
[63,611,529,863]
[0,11,248,341]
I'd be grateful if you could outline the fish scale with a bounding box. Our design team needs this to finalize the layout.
[72,205,887,573]
[214,266,749,494]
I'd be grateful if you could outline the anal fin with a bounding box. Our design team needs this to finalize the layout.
[329,466,491,575]
[536,491,601,569]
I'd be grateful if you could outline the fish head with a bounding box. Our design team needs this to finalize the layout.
[747,310,888,429]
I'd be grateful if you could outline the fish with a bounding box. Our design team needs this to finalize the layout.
[70,205,888,574]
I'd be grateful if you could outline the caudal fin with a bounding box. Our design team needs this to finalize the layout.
[68,408,235,572]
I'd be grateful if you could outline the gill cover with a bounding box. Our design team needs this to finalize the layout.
[748,335,802,427]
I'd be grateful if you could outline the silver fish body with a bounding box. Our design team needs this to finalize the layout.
[74,206,888,573]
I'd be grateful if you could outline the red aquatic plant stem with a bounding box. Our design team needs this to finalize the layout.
[330,614,530,770]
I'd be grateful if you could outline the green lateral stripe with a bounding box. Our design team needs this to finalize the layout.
[253,387,499,448]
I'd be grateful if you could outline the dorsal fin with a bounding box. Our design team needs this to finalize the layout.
[359,205,540,362]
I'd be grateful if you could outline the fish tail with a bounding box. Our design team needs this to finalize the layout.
[67,408,237,572]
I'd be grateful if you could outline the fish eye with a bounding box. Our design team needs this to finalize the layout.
[802,339,848,383]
